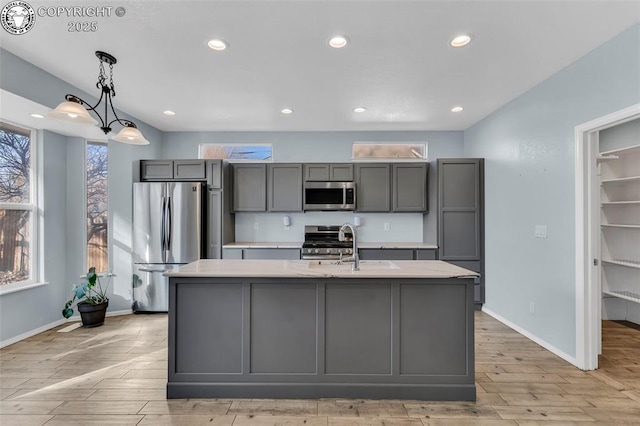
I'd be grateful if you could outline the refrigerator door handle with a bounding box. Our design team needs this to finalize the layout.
[166,196,172,250]
[160,196,167,251]
[138,267,169,273]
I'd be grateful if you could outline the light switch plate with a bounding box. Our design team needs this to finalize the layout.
[534,225,547,238]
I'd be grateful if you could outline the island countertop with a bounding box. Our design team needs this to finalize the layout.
[164,259,478,279]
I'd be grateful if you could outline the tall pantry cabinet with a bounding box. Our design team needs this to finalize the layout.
[599,118,640,324]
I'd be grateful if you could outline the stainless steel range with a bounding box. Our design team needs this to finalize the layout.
[302,225,354,260]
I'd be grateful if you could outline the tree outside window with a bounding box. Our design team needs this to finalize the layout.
[0,123,33,286]
[86,142,108,272]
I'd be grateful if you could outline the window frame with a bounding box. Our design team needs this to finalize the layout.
[0,121,39,294]
[351,142,429,161]
[198,143,274,162]
[84,140,109,274]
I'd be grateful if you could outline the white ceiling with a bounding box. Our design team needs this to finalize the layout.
[2,0,639,133]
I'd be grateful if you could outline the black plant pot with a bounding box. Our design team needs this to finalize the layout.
[77,300,108,328]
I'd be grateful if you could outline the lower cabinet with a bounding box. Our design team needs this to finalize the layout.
[359,248,437,261]
[222,248,301,260]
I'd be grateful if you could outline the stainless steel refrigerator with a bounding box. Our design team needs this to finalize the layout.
[132,182,204,312]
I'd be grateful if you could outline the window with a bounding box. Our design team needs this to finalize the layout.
[86,141,108,272]
[0,122,36,288]
[352,143,428,160]
[199,144,272,161]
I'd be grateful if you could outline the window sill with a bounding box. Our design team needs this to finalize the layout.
[0,281,50,296]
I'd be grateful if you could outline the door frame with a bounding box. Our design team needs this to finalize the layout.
[574,103,640,370]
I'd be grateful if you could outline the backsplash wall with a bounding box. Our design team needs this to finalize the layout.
[235,212,425,243]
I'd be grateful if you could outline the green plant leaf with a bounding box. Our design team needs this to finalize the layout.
[62,307,73,318]
[75,286,86,299]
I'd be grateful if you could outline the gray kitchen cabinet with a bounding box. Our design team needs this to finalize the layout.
[358,248,437,260]
[222,248,301,260]
[140,160,173,180]
[330,164,354,181]
[207,160,222,188]
[268,164,303,212]
[207,189,223,259]
[174,160,206,180]
[438,158,484,307]
[355,163,391,212]
[359,249,414,260]
[233,163,267,212]
[393,163,428,212]
[304,163,353,181]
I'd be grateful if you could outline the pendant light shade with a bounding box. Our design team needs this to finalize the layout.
[47,99,98,125]
[112,123,150,145]
[47,51,150,145]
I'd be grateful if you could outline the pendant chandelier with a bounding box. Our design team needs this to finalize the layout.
[48,51,150,145]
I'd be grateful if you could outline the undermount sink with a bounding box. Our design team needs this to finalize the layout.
[305,260,399,270]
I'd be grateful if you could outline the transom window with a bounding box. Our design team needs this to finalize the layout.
[352,142,428,160]
[199,144,273,161]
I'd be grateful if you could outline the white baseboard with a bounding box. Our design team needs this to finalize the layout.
[482,306,579,368]
[1,318,66,349]
[0,309,133,349]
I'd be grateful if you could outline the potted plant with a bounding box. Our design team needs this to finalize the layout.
[62,267,111,328]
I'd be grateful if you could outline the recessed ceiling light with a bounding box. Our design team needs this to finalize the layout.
[451,106,464,113]
[208,39,228,51]
[281,108,294,114]
[30,113,44,118]
[163,110,176,116]
[353,107,367,113]
[328,35,349,48]
[450,34,472,48]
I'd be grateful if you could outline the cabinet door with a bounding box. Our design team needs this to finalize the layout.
[206,189,223,259]
[330,164,354,181]
[244,249,301,260]
[355,163,391,212]
[438,159,483,261]
[268,164,303,212]
[174,160,206,180]
[140,160,173,180]
[233,164,267,212]
[304,164,330,181]
[393,163,428,212]
[358,249,414,260]
[207,160,222,189]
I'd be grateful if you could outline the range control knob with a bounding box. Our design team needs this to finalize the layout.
[314,248,319,254]
[326,248,331,254]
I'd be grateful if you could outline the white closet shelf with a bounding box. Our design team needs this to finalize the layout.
[601,224,640,229]
[602,259,640,269]
[599,143,640,156]
[601,176,640,184]
[601,201,640,205]
[603,290,640,304]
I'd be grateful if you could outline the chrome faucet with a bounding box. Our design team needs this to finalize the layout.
[339,223,359,271]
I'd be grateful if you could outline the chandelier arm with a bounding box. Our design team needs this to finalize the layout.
[65,93,107,129]
[106,90,133,128]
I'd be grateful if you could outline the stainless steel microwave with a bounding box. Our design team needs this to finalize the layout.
[303,181,356,211]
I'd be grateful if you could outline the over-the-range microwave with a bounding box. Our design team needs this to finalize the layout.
[303,181,356,211]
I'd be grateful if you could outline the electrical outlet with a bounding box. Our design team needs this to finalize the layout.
[534,225,547,238]
[384,222,390,231]
[529,302,535,314]
[253,222,259,230]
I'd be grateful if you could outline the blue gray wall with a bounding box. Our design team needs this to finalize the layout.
[162,131,465,242]
[464,24,640,357]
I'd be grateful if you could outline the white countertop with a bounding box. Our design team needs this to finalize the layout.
[223,242,438,249]
[165,259,477,279]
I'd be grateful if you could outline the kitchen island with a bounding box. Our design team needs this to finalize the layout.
[165,259,477,400]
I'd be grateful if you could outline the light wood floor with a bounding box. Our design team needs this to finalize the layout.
[1,312,640,425]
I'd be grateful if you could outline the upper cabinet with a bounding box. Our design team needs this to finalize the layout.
[355,163,391,212]
[232,163,267,212]
[304,163,353,181]
[393,163,428,212]
[140,160,206,181]
[268,164,303,212]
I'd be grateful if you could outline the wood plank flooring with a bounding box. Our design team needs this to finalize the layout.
[1,312,639,425]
